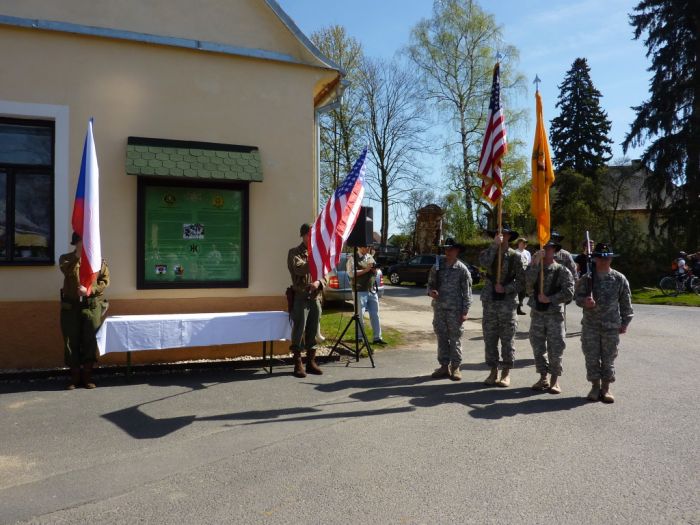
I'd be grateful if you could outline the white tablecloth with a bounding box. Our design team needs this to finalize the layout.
[96,311,291,355]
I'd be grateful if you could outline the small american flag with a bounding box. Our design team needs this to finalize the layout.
[309,147,367,281]
[478,63,508,204]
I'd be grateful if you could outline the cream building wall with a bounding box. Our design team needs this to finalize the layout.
[0,0,339,368]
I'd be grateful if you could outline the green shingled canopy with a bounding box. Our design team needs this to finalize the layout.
[126,137,262,182]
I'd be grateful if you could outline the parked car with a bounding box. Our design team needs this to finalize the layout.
[386,255,481,286]
[322,252,385,303]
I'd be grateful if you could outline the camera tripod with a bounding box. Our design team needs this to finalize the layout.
[328,245,376,367]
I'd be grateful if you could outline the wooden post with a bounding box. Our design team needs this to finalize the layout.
[539,242,545,295]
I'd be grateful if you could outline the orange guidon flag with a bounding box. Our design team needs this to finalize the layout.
[531,90,555,247]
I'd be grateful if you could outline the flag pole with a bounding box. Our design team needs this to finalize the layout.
[496,196,503,284]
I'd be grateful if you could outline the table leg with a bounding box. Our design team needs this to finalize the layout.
[126,351,132,383]
[269,341,274,374]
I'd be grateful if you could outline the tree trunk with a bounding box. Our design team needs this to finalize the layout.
[460,114,474,228]
[381,169,389,245]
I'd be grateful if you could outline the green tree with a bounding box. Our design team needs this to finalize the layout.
[623,0,700,251]
[550,58,613,176]
[407,0,526,228]
[310,26,365,199]
[551,169,605,251]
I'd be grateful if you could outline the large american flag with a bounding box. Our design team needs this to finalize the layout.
[309,147,367,281]
[478,63,508,204]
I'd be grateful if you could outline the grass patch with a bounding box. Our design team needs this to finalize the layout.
[631,288,700,306]
[320,303,403,349]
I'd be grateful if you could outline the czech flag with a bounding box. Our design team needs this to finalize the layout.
[71,119,101,295]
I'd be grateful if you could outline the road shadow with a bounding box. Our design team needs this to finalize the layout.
[0,367,268,394]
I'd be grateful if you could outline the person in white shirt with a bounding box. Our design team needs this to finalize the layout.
[515,237,531,315]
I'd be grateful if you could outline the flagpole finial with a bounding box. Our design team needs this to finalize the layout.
[533,75,542,92]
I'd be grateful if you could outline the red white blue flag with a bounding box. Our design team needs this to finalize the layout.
[309,147,367,282]
[478,62,508,204]
[71,119,101,295]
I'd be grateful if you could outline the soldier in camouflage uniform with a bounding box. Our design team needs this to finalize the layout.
[526,240,574,394]
[574,243,633,403]
[59,232,110,390]
[550,231,577,277]
[287,224,325,378]
[479,225,526,387]
[427,238,472,381]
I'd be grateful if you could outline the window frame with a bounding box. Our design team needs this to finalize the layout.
[0,117,55,266]
[136,176,250,289]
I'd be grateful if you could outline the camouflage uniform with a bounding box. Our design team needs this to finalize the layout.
[59,252,110,366]
[287,242,325,352]
[525,261,574,376]
[427,259,472,366]
[479,244,526,369]
[574,269,633,382]
[555,248,578,278]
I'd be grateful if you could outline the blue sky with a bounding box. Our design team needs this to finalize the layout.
[279,0,649,160]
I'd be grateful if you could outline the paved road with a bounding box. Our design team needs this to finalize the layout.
[1,288,698,524]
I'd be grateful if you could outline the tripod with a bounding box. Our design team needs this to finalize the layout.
[328,246,376,367]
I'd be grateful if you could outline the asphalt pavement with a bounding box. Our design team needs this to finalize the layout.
[0,287,698,524]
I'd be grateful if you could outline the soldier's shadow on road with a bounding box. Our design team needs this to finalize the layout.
[315,374,587,420]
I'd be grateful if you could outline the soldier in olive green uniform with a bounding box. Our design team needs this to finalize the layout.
[287,224,325,378]
[525,240,575,394]
[59,232,110,389]
[479,225,526,387]
[574,243,633,403]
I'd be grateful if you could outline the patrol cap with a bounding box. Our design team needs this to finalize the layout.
[299,223,311,236]
[70,232,81,245]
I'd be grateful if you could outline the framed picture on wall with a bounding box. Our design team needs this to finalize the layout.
[136,177,249,289]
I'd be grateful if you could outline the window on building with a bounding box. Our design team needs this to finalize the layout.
[0,118,54,265]
[137,177,249,289]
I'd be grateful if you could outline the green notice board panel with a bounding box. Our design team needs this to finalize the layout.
[138,180,248,288]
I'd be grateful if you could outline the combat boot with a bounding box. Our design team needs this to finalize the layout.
[431,364,450,379]
[66,367,81,390]
[600,380,615,403]
[548,374,561,394]
[305,349,323,375]
[292,351,306,378]
[496,368,511,387]
[484,367,498,385]
[586,380,601,401]
[81,365,96,389]
[531,374,549,391]
[449,364,462,381]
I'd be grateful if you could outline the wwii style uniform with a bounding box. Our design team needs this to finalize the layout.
[427,259,472,366]
[525,261,574,376]
[287,242,324,352]
[346,252,382,342]
[59,252,110,366]
[479,244,526,369]
[574,269,633,382]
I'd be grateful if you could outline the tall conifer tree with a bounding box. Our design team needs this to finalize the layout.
[550,58,613,176]
[623,0,700,249]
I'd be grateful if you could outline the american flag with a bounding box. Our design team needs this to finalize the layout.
[309,147,367,281]
[478,63,508,204]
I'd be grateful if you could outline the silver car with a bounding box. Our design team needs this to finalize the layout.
[322,252,385,303]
